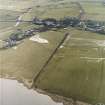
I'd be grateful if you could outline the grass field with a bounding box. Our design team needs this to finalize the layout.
[0,0,80,87]
[80,1,105,21]
[1,0,105,104]
[35,29,105,104]
[0,30,65,87]
[0,9,20,30]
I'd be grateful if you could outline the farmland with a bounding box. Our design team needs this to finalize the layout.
[35,29,105,104]
[0,0,105,105]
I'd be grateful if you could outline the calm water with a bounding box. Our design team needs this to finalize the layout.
[0,79,63,105]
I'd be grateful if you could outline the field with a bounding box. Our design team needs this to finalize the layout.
[80,1,105,21]
[34,1,105,104]
[0,0,79,85]
[35,29,105,104]
[0,30,66,87]
[0,0,105,104]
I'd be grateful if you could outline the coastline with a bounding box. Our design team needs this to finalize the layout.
[0,75,91,105]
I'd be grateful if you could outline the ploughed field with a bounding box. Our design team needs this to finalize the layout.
[0,0,105,105]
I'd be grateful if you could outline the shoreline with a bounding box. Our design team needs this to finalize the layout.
[0,76,91,105]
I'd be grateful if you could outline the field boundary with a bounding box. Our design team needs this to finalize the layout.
[31,32,70,88]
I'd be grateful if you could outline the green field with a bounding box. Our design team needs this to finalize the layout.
[80,1,105,21]
[1,0,105,104]
[0,9,20,30]
[35,29,105,104]
[0,0,80,86]
[0,30,66,87]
